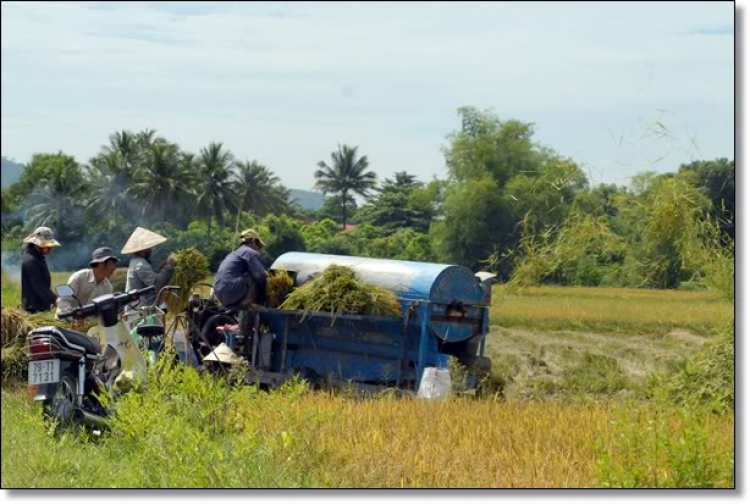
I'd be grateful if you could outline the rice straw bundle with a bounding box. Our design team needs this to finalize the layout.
[110,268,128,293]
[165,248,210,313]
[27,312,98,333]
[280,265,400,317]
[266,270,294,309]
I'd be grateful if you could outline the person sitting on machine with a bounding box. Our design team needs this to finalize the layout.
[213,228,269,313]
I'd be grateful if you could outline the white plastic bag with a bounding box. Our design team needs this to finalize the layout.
[417,367,452,399]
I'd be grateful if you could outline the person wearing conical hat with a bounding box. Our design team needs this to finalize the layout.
[20,226,61,313]
[121,227,176,308]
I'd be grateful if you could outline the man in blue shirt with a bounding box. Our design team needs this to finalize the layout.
[213,229,269,311]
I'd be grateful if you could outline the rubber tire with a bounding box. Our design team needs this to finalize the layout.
[201,313,237,347]
[42,370,79,431]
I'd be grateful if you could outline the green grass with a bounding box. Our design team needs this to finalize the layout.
[1,368,734,489]
[491,285,732,335]
[1,271,71,309]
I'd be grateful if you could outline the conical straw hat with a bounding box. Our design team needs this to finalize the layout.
[121,227,168,254]
[202,343,242,365]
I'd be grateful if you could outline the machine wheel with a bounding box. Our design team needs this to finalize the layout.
[201,313,237,348]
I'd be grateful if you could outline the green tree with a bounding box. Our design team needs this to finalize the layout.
[503,157,587,234]
[102,130,141,180]
[314,144,377,230]
[233,160,291,218]
[622,176,711,288]
[130,142,196,223]
[678,158,734,241]
[196,142,238,242]
[86,151,138,229]
[260,214,306,261]
[355,171,434,233]
[434,107,586,272]
[573,183,629,220]
[23,153,87,239]
[318,194,357,225]
[445,107,540,185]
[432,175,511,269]
[300,218,342,252]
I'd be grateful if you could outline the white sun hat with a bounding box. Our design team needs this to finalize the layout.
[23,227,61,248]
[121,227,167,255]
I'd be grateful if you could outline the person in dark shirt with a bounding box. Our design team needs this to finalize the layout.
[20,227,60,313]
[213,229,269,310]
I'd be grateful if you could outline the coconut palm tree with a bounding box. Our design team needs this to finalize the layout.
[25,154,87,237]
[130,142,196,223]
[196,142,238,241]
[103,130,141,180]
[234,160,291,217]
[86,151,138,228]
[314,144,377,229]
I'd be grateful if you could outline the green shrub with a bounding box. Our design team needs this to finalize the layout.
[596,402,734,488]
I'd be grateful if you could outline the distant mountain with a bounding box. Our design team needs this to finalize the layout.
[289,189,325,211]
[1,157,24,188]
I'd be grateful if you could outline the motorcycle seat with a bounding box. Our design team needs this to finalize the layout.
[53,327,101,356]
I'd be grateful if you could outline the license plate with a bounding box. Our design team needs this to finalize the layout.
[28,359,60,385]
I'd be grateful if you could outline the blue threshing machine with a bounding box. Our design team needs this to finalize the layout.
[238,253,494,392]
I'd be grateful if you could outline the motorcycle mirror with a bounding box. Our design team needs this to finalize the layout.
[55,284,75,298]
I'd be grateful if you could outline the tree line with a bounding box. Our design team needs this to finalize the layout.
[0,107,734,291]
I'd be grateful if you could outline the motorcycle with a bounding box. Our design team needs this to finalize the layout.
[26,285,156,432]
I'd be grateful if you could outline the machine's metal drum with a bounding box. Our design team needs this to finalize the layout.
[270,253,486,342]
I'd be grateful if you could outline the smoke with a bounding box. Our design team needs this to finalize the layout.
[1,251,21,282]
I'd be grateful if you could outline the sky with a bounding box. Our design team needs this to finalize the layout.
[0,1,735,191]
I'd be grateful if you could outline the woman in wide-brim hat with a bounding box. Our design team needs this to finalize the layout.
[20,227,61,313]
[121,227,176,308]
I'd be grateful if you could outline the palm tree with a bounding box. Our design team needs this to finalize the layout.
[103,130,141,179]
[25,155,87,236]
[314,144,377,229]
[196,142,238,241]
[130,142,196,223]
[86,151,138,227]
[233,160,291,217]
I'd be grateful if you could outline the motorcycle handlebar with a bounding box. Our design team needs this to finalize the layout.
[57,286,156,320]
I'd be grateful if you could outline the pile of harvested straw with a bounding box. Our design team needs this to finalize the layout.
[280,265,400,317]
[1,307,33,348]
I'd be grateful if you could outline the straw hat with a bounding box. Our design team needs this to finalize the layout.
[121,227,167,255]
[239,228,266,248]
[202,343,242,365]
[23,227,61,248]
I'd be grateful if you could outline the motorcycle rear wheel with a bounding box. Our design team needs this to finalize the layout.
[42,370,79,433]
